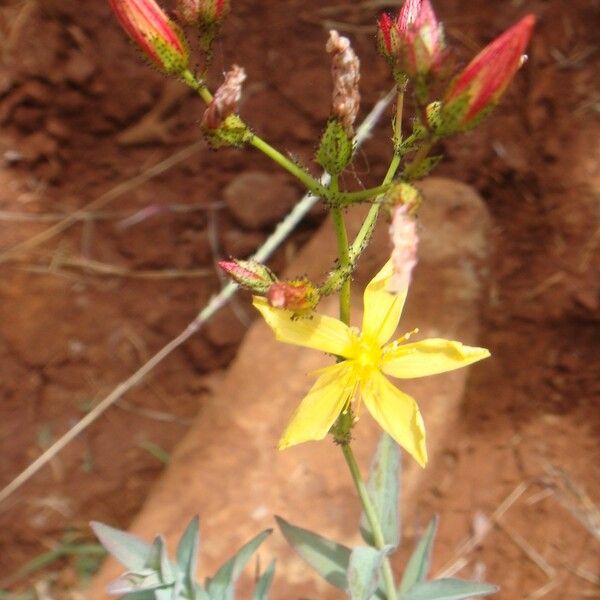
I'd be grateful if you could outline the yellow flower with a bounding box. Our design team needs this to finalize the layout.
[253,260,490,466]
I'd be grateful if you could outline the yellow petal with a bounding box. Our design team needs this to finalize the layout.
[253,297,353,357]
[361,370,427,467]
[382,338,490,379]
[362,260,407,347]
[278,363,357,449]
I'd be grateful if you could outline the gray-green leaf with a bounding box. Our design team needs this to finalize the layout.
[401,578,499,600]
[90,521,151,571]
[176,516,200,591]
[276,516,350,590]
[206,529,271,600]
[252,559,276,600]
[360,433,401,548]
[347,546,390,600]
[398,516,438,594]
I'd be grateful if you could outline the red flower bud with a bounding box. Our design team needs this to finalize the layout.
[218,259,275,293]
[267,280,319,313]
[377,0,444,78]
[108,0,189,74]
[176,0,230,27]
[443,15,535,129]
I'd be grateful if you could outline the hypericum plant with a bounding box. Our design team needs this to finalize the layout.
[95,1,534,598]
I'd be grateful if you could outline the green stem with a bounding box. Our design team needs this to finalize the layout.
[339,183,391,206]
[182,69,213,104]
[329,175,351,325]
[250,136,327,198]
[181,69,327,198]
[342,444,398,600]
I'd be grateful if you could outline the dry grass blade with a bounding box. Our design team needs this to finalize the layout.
[19,256,213,280]
[0,140,205,265]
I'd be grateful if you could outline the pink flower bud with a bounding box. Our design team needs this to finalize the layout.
[267,280,319,313]
[109,0,189,74]
[377,0,444,78]
[202,65,246,129]
[326,30,361,138]
[176,0,230,27]
[443,15,535,128]
[218,259,275,292]
[388,204,418,294]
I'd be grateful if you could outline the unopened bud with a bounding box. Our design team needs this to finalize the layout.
[177,0,230,27]
[108,0,189,75]
[218,259,276,293]
[202,65,246,129]
[441,15,535,132]
[388,204,418,294]
[326,30,361,138]
[377,0,445,80]
[267,280,320,313]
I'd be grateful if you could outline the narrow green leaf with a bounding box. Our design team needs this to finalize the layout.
[90,521,151,571]
[398,516,438,594]
[347,546,387,600]
[275,516,350,590]
[360,433,401,547]
[176,516,200,589]
[206,529,271,600]
[402,578,499,600]
[252,559,276,600]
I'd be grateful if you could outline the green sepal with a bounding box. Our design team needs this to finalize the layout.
[400,578,499,599]
[275,515,350,590]
[316,118,354,176]
[203,114,252,149]
[398,516,438,594]
[383,182,423,215]
[359,433,401,548]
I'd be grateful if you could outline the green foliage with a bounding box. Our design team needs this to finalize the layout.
[92,517,272,600]
[400,579,499,599]
[348,546,391,600]
[275,515,351,590]
[278,435,499,600]
[360,433,401,548]
[398,517,438,594]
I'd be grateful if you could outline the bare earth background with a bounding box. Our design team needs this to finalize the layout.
[0,0,598,598]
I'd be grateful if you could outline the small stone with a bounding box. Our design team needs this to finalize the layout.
[222,228,266,258]
[21,131,58,162]
[64,53,97,86]
[223,171,299,229]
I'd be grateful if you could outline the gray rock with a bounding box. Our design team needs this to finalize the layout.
[224,170,299,229]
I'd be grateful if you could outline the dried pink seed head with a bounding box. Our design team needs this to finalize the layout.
[326,30,361,138]
[202,65,246,129]
[388,204,419,294]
